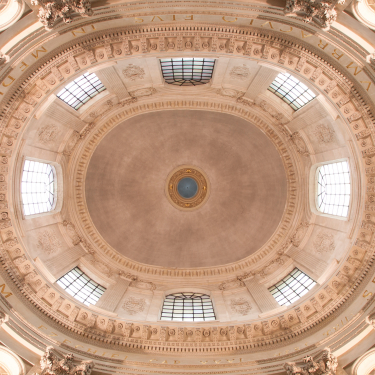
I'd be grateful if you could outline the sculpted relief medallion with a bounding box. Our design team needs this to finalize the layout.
[230,298,252,315]
[37,230,62,254]
[313,231,336,254]
[37,124,59,144]
[229,65,250,80]
[122,64,145,81]
[123,297,146,315]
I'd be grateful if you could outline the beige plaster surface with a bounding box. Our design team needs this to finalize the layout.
[85,110,287,268]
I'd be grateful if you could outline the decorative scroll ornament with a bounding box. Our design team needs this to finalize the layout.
[0,52,9,66]
[36,346,94,375]
[291,222,309,247]
[291,132,310,157]
[31,0,93,30]
[284,348,338,375]
[284,0,345,30]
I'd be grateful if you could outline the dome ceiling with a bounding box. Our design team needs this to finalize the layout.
[85,110,287,267]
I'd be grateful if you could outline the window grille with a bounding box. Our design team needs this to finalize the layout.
[21,160,55,216]
[160,292,215,321]
[317,161,350,217]
[57,267,106,306]
[57,72,106,110]
[268,72,316,110]
[269,268,316,306]
[160,58,215,86]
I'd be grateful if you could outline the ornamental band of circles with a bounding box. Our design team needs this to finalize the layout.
[166,166,210,211]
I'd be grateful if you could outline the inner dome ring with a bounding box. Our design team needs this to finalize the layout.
[81,109,292,269]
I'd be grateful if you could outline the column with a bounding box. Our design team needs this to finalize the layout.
[44,100,86,132]
[44,246,86,280]
[95,277,131,313]
[287,247,327,281]
[243,66,279,101]
[211,290,230,321]
[146,290,165,322]
[242,277,280,313]
[95,66,130,102]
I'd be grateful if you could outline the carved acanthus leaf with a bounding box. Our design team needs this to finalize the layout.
[284,347,338,375]
[31,0,93,30]
[37,346,94,375]
[284,0,345,30]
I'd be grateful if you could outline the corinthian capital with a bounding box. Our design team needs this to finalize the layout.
[31,0,93,30]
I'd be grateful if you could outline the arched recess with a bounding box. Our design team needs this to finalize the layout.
[351,348,375,375]
[0,346,26,375]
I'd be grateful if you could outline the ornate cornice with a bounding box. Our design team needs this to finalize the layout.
[0,20,373,361]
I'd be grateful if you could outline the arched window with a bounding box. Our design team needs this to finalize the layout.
[57,267,106,306]
[21,160,55,216]
[268,72,316,110]
[57,72,106,110]
[161,292,215,321]
[317,161,350,217]
[160,58,215,86]
[269,268,316,306]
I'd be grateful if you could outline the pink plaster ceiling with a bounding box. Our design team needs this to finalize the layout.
[85,110,287,268]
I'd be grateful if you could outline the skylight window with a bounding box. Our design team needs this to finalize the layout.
[160,58,215,86]
[269,268,316,306]
[21,160,55,216]
[57,267,106,306]
[268,73,316,110]
[160,292,216,321]
[57,72,105,110]
[317,161,350,217]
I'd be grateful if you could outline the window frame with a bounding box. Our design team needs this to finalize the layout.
[309,158,352,221]
[56,266,106,306]
[56,72,106,111]
[160,58,216,86]
[19,157,63,220]
[268,267,317,307]
[160,292,216,322]
[268,72,317,111]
